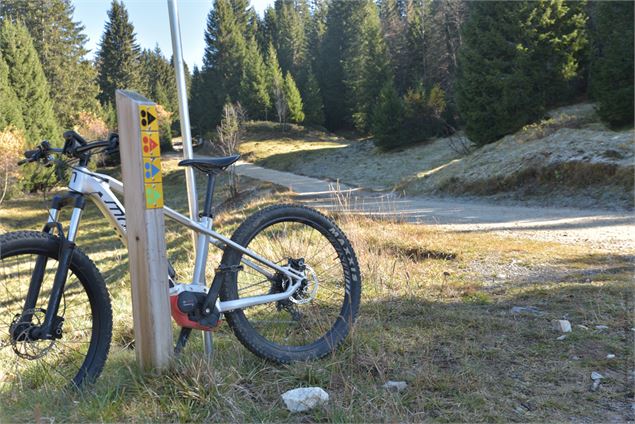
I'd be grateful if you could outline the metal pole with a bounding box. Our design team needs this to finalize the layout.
[167,0,199,235]
[167,0,213,358]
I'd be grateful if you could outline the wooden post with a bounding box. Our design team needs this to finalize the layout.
[116,90,173,370]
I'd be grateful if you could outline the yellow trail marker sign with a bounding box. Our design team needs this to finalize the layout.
[138,104,163,209]
[139,105,159,132]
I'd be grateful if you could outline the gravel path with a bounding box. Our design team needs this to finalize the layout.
[235,161,635,252]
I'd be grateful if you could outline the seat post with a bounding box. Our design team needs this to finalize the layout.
[202,174,216,218]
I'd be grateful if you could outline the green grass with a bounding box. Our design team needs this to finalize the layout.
[0,163,633,422]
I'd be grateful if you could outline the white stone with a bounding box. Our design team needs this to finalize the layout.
[576,325,589,330]
[556,335,567,341]
[552,320,572,333]
[281,387,329,413]
[606,354,616,359]
[591,372,604,380]
[595,325,609,330]
[383,381,408,392]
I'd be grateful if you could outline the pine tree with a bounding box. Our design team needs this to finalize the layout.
[0,51,24,131]
[140,46,177,111]
[525,0,588,106]
[455,1,543,146]
[189,66,208,138]
[240,36,271,120]
[372,79,405,150]
[200,0,248,132]
[259,6,278,54]
[302,69,325,126]
[319,0,353,129]
[379,0,408,92]
[425,0,467,100]
[96,0,142,106]
[0,19,60,191]
[403,0,427,91]
[284,72,304,124]
[590,1,634,128]
[273,0,307,77]
[266,43,286,124]
[0,0,100,127]
[0,20,60,146]
[345,0,391,132]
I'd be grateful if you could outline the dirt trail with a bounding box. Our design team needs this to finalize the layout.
[235,161,635,252]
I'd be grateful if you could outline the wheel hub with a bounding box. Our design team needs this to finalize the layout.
[9,308,57,360]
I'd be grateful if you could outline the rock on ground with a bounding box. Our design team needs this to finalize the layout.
[281,387,329,413]
[383,381,408,392]
[552,320,572,333]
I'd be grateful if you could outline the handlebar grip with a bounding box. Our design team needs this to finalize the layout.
[23,149,39,158]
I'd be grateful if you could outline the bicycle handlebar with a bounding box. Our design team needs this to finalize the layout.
[18,132,119,167]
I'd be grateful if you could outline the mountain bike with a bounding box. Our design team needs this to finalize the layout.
[0,131,361,388]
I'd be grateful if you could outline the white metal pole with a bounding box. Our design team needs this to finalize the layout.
[167,0,213,358]
[167,0,199,233]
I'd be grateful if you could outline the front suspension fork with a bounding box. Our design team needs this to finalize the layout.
[23,195,85,340]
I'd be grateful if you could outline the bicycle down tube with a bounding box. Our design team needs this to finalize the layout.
[65,166,304,313]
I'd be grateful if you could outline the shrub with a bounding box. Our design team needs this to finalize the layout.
[0,127,25,204]
[74,111,109,141]
[373,81,452,151]
[216,102,245,197]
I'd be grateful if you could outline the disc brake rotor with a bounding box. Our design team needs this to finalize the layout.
[9,308,55,360]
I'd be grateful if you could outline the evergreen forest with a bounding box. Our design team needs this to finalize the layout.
[0,0,632,192]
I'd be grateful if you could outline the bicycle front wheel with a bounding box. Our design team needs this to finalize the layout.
[219,205,361,363]
[0,231,112,388]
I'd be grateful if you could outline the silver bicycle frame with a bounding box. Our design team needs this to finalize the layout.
[60,166,304,313]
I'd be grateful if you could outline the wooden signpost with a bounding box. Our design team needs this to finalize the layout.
[115,90,173,370]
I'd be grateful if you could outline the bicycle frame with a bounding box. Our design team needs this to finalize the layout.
[51,166,305,314]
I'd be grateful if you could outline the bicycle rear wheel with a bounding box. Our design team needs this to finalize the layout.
[0,231,112,388]
[219,205,361,363]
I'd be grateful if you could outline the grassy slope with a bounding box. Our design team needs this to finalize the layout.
[0,163,633,422]
[240,105,634,209]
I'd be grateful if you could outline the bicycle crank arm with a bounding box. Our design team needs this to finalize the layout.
[217,280,303,313]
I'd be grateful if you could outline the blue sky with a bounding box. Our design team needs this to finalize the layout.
[72,0,273,70]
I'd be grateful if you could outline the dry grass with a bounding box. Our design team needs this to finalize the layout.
[0,164,633,422]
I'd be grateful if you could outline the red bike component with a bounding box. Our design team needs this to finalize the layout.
[169,294,220,331]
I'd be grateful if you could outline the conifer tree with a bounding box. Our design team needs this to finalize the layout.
[455,1,542,146]
[273,0,307,77]
[302,69,325,126]
[266,43,286,124]
[403,0,426,91]
[240,36,271,119]
[425,0,467,99]
[96,0,142,106]
[0,0,99,127]
[0,51,24,131]
[140,46,177,111]
[189,66,208,138]
[345,0,391,132]
[590,1,634,128]
[379,0,408,92]
[284,72,304,124]
[372,79,405,150]
[525,0,588,106]
[0,20,60,191]
[319,0,353,129]
[200,0,248,131]
[0,20,60,146]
